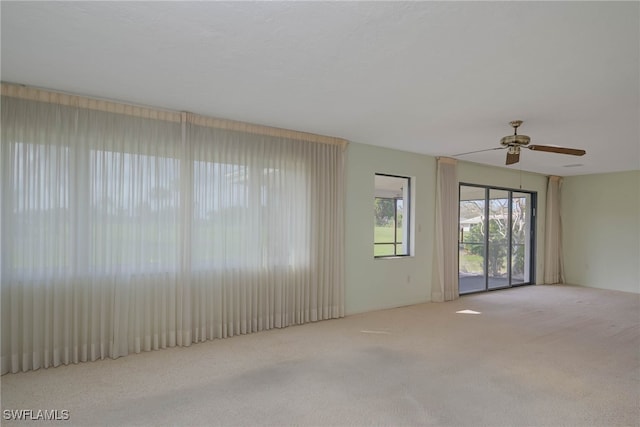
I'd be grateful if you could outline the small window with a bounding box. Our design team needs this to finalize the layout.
[374,174,411,257]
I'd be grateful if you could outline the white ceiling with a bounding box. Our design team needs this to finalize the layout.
[2,1,638,176]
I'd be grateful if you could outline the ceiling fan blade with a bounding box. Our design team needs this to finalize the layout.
[527,145,586,156]
[506,150,520,165]
[453,147,505,156]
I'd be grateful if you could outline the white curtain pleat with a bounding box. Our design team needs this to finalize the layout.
[544,175,564,284]
[185,122,345,339]
[431,157,459,302]
[1,90,345,374]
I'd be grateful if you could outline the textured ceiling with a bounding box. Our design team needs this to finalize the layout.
[2,1,638,176]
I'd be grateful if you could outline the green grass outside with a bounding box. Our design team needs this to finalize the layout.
[374,226,402,257]
[459,251,483,274]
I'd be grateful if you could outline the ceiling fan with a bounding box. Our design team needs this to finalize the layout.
[455,120,586,165]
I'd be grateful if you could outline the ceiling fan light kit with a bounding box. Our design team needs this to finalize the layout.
[454,120,586,166]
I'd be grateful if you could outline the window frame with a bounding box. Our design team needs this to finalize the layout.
[374,173,411,258]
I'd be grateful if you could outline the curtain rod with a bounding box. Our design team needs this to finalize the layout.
[1,82,348,147]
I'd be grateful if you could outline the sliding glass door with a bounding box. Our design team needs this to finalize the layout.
[459,184,535,294]
[511,192,532,286]
[459,186,486,293]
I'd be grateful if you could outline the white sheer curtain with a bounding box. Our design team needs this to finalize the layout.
[544,175,564,284]
[1,85,345,374]
[186,117,345,341]
[431,157,459,302]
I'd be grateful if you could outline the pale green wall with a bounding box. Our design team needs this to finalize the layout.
[344,142,639,312]
[562,171,640,293]
[345,142,436,315]
[344,143,549,315]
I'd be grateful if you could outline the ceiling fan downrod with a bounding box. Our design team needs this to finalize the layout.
[510,120,523,135]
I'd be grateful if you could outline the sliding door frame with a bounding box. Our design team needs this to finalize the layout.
[458,183,537,294]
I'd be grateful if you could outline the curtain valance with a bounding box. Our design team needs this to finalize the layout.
[1,83,348,147]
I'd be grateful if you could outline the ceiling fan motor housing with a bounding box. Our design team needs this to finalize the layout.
[500,134,531,147]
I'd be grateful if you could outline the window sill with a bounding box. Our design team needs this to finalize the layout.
[374,255,412,260]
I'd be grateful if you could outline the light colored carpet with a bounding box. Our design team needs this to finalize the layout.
[1,284,639,426]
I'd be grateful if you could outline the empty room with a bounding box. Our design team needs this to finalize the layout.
[1,2,639,426]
